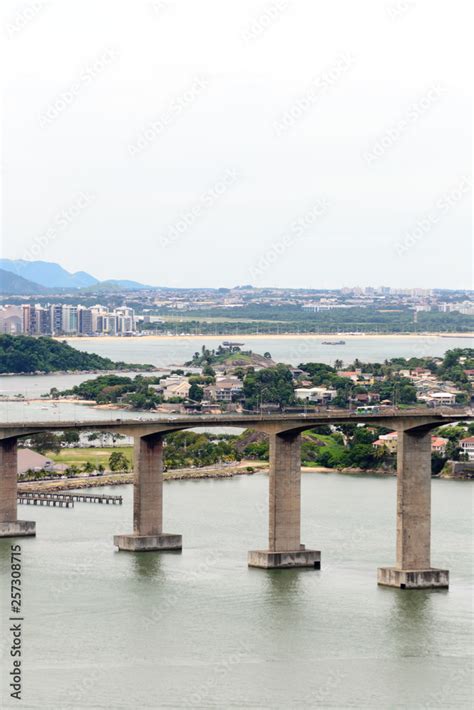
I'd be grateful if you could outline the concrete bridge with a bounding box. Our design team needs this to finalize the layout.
[0,408,472,589]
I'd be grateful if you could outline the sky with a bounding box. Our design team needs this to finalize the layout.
[1,0,472,290]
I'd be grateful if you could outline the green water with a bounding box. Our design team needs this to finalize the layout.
[1,474,473,709]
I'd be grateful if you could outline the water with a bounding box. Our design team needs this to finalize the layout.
[64,334,473,369]
[1,334,472,398]
[1,475,473,709]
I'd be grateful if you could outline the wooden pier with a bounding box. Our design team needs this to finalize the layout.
[18,494,74,508]
[17,491,123,505]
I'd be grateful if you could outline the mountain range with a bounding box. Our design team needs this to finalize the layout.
[0,260,152,294]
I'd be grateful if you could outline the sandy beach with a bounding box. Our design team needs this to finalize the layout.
[60,332,474,342]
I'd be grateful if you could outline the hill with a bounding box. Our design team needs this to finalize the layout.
[0,260,152,293]
[185,345,276,371]
[0,268,46,295]
[0,334,154,374]
[0,259,98,289]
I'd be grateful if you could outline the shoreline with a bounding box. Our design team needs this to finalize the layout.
[17,464,398,492]
[59,332,474,342]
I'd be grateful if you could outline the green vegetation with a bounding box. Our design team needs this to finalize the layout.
[108,451,130,471]
[139,305,473,334]
[47,446,133,468]
[186,344,272,370]
[57,374,163,409]
[163,432,240,468]
[243,365,296,410]
[0,334,154,374]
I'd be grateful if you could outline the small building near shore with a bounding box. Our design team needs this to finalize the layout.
[17,449,65,475]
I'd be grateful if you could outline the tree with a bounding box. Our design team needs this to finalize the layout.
[189,383,204,402]
[82,461,95,473]
[62,431,80,446]
[108,451,130,472]
[431,453,446,475]
[243,364,296,410]
[27,432,61,454]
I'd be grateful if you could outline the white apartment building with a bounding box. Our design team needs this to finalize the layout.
[295,387,337,404]
[460,437,474,461]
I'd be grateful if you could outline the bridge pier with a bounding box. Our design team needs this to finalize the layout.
[0,438,35,538]
[378,429,448,589]
[248,431,320,569]
[114,434,181,552]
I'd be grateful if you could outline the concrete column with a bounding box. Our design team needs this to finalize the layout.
[248,431,320,569]
[114,434,181,552]
[378,429,448,589]
[0,437,35,538]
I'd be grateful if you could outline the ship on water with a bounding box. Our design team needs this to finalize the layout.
[322,340,346,345]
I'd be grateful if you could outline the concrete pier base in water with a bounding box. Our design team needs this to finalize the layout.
[0,520,36,538]
[114,533,182,552]
[0,438,36,538]
[114,434,183,552]
[249,431,319,570]
[248,548,320,569]
[377,567,449,589]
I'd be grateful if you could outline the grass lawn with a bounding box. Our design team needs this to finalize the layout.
[48,446,133,467]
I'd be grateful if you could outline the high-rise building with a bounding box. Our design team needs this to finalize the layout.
[50,304,63,335]
[78,307,93,335]
[61,305,78,333]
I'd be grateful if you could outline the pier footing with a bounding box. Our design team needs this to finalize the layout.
[0,521,36,538]
[248,548,320,569]
[114,533,182,552]
[377,567,449,589]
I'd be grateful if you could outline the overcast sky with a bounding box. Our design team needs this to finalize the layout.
[2,0,472,289]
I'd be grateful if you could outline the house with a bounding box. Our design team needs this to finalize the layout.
[17,450,66,475]
[295,387,337,404]
[337,371,361,383]
[460,436,474,461]
[163,380,191,401]
[373,432,398,454]
[373,433,449,455]
[207,377,243,402]
[431,437,449,455]
[426,392,456,406]
[289,368,307,380]
[351,392,380,404]
[336,370,374,385]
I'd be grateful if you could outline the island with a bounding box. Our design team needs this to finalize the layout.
[0,334,155,374]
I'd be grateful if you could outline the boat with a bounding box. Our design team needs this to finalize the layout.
[322,340,346,345]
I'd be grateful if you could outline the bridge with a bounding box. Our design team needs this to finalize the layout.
[0,408,472,589]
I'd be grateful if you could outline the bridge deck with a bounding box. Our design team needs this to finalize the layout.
[0,407,471,441]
